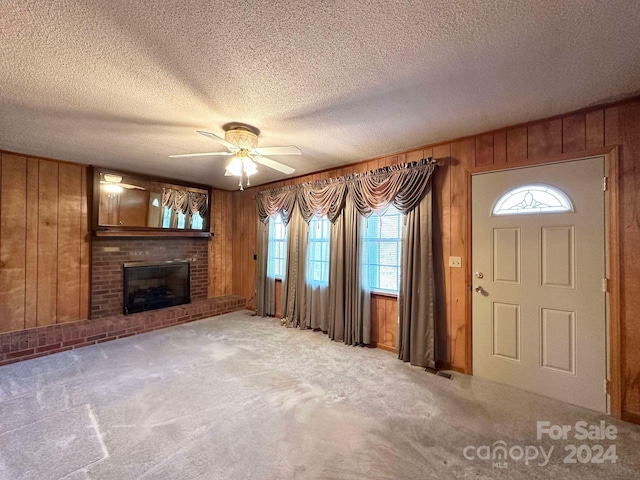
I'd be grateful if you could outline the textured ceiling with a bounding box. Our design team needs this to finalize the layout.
[1,1,640,190]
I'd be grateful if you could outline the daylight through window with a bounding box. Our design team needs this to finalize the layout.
[268,215,287,278]
[492,184,573,215]
[363,205,403,293]
[307,216,331,286]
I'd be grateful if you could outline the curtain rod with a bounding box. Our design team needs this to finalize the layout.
[259,156,437,195]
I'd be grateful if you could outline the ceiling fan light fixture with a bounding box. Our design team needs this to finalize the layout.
[224,129,258,150]
[226,157,243,176]
[243,157,258,175]
[103,184,123,194]
[103,174,123,183]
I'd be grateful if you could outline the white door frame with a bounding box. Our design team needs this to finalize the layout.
[465,147,622,418]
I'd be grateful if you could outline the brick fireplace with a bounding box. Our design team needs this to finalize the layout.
[91,237,208,318]
[0,236,246,366]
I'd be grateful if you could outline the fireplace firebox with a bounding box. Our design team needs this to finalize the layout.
[123,260,190,314]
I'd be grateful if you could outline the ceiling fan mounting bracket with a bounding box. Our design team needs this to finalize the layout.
[222,122,260,150]
[222,122,259,134]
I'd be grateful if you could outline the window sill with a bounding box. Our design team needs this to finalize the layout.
[371,290,398,299]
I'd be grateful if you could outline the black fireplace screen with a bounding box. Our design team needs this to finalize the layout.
[123,260,190,314]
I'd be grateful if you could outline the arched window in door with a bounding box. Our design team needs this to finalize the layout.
[492,184,573,216]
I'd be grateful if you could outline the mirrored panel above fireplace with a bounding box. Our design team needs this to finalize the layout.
[93,168,211,237]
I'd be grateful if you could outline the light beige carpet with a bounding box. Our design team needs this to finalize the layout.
[1,310,639,479]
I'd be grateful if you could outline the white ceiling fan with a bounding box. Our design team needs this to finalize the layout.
[100,173,144,192]
[169,124,301,190]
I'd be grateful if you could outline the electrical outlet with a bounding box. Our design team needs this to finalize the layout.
[449,256,461,268]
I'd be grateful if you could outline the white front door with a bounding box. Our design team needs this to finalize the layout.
[471,157,607,412]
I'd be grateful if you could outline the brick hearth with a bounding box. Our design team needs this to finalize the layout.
[0,235,247,366]
[0,295,247,366]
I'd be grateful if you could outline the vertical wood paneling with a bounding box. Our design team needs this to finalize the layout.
[37,160,59,326]
[371,295,380,344]
[370,294,398,353]
[0,154,90,333]
[25,158,39,328]
[611,102,640,419]
[231,189,256,303]
[56,164,82,323]
[275,279,283,318]
[604,107,620,146]
[406,149,424,163]
[493,131,507,166]
[586,109,605,149]
[210,189,235,298]
[449,138,474,370]
[562,113,586,153]
[0,154,27,333]
[475,134,494,167]
[506,127,527,161]
[432,144,451,365]
[209,190,221,297]
[224,191,233,295]
[384,297,397,349]
[79,170,90,320]
[528,119,562,158]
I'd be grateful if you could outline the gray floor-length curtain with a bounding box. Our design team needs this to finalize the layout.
[281,205,308,327]
[304,283,329,331]
[328,194,370,345]
[255,218,275,317]
[328,211,345,341]
[398,185,435,368]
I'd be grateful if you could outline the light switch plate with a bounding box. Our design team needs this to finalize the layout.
[449,256,461,268]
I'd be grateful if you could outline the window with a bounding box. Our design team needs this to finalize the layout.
[268,215,287,278]
[307,216,331,285]
[190,212,204,229]
[162,208,203,229]
[493,184,573,216]
[162,207,172,228]
[177,211,186,229]
[363,205,403,293]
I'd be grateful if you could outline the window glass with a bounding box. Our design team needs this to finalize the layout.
[493,184,573,215]
[363,205,403,293]
[307,216,331,286]
[162,207,171,228]
[191,212,204,229]
[268,215,287,278]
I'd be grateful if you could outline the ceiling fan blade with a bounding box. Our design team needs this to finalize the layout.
[253,145,302,156]
[168,151,234,158]
[197,130,239,151]
[253,155,295,175]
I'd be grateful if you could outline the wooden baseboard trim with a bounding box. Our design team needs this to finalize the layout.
[621,411,640,425]
[436,361,466,374]
[371,342,398,354]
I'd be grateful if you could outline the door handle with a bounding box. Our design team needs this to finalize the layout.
[475,286,484,294]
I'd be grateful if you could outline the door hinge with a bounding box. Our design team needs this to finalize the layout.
[605,379,610,394]
[603,176,608,191]
[603,278,609,293]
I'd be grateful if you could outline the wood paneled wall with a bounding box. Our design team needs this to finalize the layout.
[232,189,258,307]
[0,152,90,333]
[208,189,233,298]
[231,97,640,422]
[371,294,398,353]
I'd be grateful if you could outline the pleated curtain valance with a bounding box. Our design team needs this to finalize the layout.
[256,158,436,223]
[162,188,208,216]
